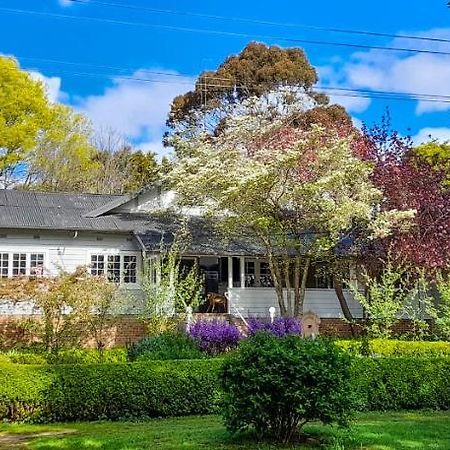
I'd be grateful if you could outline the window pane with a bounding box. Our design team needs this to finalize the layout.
[0,253,8,278]
[12,253,26,276]
[123,255,137,283]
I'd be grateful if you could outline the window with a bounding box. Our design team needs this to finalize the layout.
[30,253,44,276]
[0,253,8,278]
[90,254,139,285]
[12,253,26,276]
[107,255,121,282]
[245,261,256,287]
[124,255,137,283]
[0,252,46,278]
[259,262,274,287]
[90,255,105,276]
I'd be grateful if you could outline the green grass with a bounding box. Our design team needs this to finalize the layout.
[0,412,449,449]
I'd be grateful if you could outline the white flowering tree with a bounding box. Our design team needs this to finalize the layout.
[169,115,409,317]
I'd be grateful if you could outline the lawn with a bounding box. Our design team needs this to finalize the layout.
[0,412,449,450]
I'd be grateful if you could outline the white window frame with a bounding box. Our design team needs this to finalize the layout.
[0,250,48,278]
[87,251,141,288]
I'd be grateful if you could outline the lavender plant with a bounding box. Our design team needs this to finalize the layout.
[247,317,301,337]
[187,320,241,355]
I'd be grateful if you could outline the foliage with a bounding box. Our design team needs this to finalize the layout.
[167,42,332,137]
[220,334,353,443]
[0,359,222,422]
[0,348,127,365]
[0,56,54,186]
[349,260,429,339]
[2,355,450,423]
[362,119,450,273]
[429,274,450,341]
[141,231,203,334]
[337,339,450,357]
[187,320,241,355]
[126,332,203,361]
[351,357,450,411]
[93,139,161,194]
[22,105,101,192]
[0,268,120,354]
[169,121,404,317]
[247,317,301,337]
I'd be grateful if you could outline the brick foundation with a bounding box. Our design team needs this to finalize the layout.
[0,315,147,349]
[0,314,432,349]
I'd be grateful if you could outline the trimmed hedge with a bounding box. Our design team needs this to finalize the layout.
[0,348,127,365]
[1,356,450,423]
[0,359,222,422]
[337,339,450,357]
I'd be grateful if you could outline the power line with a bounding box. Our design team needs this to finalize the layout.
[3,7,450,57]
[67,0,450,45]
[12,64,450,106]
[13,54,450,104]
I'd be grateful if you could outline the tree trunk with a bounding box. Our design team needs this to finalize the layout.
[283,258,293,316]
[333,276,356,336]
[267,253,287,316]
[294,257,310,317]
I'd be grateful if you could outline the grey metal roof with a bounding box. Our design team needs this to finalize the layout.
[0,190,265,255]
[0,190,148,232]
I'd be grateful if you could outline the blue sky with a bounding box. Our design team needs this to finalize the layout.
[1,0,449,156]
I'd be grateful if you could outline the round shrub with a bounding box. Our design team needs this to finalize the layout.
[187,320,241,355]
[127,332,203,361]
[220,333,354,443]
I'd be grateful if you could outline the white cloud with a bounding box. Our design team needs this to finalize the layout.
[75,70,194,156]
[319,28,450,115]
[28,71,66,103]
[413,127,450,145]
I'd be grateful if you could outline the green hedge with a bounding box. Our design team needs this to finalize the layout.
[0,348,127,365]
[0,359,222,422]
[337,339,450,357]
[1,357,450,423]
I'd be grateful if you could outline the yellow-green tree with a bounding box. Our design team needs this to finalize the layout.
[24,105,101,192]
[0,57,54,186]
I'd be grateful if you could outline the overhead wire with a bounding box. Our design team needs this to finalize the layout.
[67,0,450,45]
[9,54,450,105]
[2,7,450,56]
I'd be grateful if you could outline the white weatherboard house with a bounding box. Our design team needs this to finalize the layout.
[0,188,362,319]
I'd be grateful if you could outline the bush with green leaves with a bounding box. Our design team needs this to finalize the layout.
[1,355,450,423]
[0,359,222,422]
[127,332,203,361]
[337,339,450,358]
[220,333,354,443]
[0,348,127,365]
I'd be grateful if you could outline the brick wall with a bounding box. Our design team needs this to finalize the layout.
[0,315,147,349]
[0,314,434,348]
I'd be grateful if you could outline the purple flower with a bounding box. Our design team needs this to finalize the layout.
[247,317,302,337]
[188,320,242,355]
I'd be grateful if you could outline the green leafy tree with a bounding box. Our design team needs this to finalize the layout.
[23,105,101,192]
[169,117,402,317]
[0,57,54,186]
[142,229,203,334]
[166,42,351,144]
